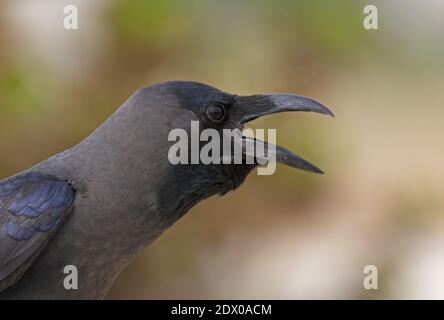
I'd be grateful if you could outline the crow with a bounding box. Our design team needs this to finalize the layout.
[0,81,333,299]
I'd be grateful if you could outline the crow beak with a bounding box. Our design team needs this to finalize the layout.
[232,93,334,174]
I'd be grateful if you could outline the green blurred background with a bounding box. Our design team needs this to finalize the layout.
[1,0,443,299]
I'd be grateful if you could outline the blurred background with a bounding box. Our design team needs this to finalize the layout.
[0,0,443,299]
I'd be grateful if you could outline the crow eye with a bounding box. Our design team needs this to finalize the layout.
[206,104,226,123]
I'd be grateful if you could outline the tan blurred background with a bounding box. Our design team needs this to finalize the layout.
[0,0,443,299]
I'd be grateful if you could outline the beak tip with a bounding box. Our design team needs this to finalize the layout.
[317,104,335,118]
[325,109,335,118]
[312,167,325,174]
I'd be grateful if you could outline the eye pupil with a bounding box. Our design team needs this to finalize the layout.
[206,105,225,123]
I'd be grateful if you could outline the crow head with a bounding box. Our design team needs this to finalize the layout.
[122,81,333,220]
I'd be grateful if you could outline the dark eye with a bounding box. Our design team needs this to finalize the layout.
[206,104,226,123]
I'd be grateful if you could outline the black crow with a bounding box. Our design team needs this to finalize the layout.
[0,81,333,299]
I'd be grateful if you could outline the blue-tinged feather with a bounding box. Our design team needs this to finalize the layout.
[5,219,35,241]
[0,172,75,241]
[51,183,72,208]
[13,205,41,218]
[31,182,59,210]
[8,199,29,214]
[34,199,52,214]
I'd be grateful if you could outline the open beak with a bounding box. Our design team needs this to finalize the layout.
[232,93,334,174]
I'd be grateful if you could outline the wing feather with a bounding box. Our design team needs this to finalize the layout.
[0,172,75,292]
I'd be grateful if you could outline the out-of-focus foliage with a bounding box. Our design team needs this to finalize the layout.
[112,0,183,45]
